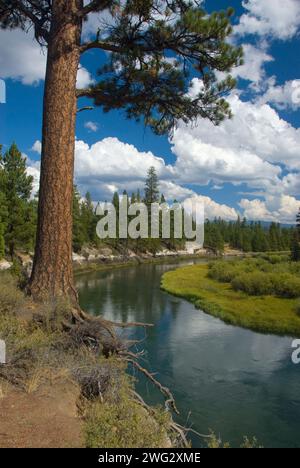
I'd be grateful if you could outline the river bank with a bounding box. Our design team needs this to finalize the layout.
[161,263,300,337]
[73,252,207,276]
[77,260,300,448]
[0,273,176,448]
[0,245,245,276]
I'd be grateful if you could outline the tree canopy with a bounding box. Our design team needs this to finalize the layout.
[1,1,243,134]
[0,1,244,299]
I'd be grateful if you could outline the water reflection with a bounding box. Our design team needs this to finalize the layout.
[77,262,300,448]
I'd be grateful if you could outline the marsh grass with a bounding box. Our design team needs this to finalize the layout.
[162,263,300,336]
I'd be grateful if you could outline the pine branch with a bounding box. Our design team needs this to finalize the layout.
[1,0,50,42]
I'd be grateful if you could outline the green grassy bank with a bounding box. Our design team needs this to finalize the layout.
[73,253,205,276]
[161,263,300,337]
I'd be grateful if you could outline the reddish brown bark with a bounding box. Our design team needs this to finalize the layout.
[29,0,83,302]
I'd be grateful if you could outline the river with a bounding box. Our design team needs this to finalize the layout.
[76,260,300,448]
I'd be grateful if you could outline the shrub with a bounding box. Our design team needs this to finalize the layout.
[271,274,300,298]
[208,262,239,283]
[0,272,25,314]
[84,377,171,448]
[231,272,274,296]
[232,271,300,298]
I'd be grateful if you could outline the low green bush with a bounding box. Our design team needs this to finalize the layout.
[208,262,240,282]
[231,272,274,296]
[295,300,300,316]
[231,271,300,298]
[84,377,171,448]
[209,257,300,299]
[272,274,300,298]
[0,272,25,313]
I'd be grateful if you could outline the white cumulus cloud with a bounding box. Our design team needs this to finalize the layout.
[31,140,42,154]
[0,29,93,87]
[235,0,300,40]
[218,44,273,89]
[240,195,300,224]
[259,79,300,110]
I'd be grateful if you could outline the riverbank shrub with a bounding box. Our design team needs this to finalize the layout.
[231,272,274,296]
[84,381,171,448]
[207,262,238,282]
[273,274,300,298]
[208,257,300,299]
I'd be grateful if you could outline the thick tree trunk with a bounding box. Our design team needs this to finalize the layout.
[29,0,83,302]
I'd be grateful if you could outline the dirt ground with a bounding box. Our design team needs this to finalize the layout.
[0,380,84,448]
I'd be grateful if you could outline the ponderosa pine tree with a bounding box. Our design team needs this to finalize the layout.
[0,1,243,301]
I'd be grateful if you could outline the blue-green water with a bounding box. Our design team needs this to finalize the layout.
[76,261,300,448]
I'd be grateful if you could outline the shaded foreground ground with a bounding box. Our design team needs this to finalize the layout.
[161,264,300,336]
[0,381,83,448]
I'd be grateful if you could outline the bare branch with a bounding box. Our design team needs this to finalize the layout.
[77,106,94,113]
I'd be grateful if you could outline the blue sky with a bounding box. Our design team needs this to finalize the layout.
[0,0,300,223]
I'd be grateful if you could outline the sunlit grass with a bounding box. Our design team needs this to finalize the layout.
[161,264,300,337]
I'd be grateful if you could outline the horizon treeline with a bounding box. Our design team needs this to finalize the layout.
[0,143,298,259]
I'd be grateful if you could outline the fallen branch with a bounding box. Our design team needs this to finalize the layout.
[69,308,180,419]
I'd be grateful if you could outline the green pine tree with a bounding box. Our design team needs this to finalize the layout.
[291,230,300,262]
[1,1,243,299]
[81,191,97,244]
[0,143,34,256]
[0,221,5,259]
[291,209,300,261]
[72,186,85,253]
[144,167,160,206]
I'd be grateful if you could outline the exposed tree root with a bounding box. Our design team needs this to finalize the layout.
[123,356,179,414]
[66,307,181,418]
[73,307,154,329]
[129,389,213,447]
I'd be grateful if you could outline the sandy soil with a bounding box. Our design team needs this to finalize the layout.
[0,381,84,448]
